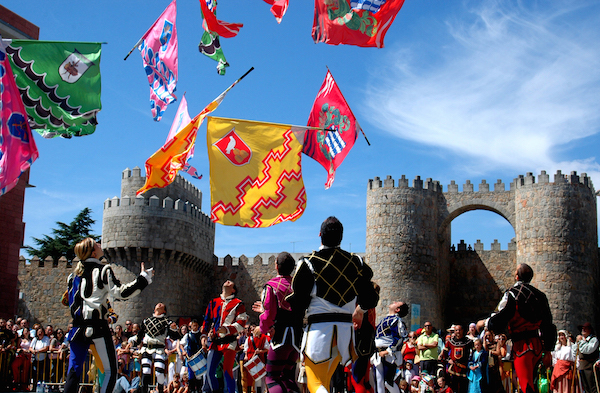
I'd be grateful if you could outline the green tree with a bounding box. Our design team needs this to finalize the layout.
[25,208,100,262]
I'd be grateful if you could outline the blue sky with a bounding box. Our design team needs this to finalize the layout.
[5,0,600,258]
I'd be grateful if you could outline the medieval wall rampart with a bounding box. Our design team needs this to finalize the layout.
[367,171,599,333]
[447,240,516,327]
[18,252,350,328]
[102,168,216,323]
[17,255,72,326]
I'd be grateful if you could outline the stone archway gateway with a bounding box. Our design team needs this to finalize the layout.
[366,171,599,333]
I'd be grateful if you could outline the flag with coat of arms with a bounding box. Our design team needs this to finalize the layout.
[207,116,306,228]
[4,39,101,138]
[312,0,406,48]
[304,70,360,189]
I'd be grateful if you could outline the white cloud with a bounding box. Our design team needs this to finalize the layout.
[367,0,600,173]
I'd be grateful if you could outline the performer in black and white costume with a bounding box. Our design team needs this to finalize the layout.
[64,238,152,393]
[133,303,181,393]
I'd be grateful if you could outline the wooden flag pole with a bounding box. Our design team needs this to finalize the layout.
[325,66,371,146]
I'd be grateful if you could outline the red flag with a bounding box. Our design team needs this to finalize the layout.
[199,0,243,38]
[263,0,289,23]
[304,71,359,189]
[312,0,405,48]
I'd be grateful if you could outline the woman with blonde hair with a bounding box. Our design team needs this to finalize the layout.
[551,330,575,393]
[63,237,153,393]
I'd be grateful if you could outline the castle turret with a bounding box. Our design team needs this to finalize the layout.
[514,171,598,332]
[367,171,599,332]
[366,175,450,324]
[102,167,215,322]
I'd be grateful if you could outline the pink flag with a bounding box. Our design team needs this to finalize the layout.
[166,96,201,180]
[139,0,178,121]
[263,0,289,23]
[166,95,192,142]
[0,40,39,195]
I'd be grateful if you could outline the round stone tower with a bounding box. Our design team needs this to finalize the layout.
[102,167,216,323]
[514,171,598,332]
[366,175,451,325]
[366,170,599,332]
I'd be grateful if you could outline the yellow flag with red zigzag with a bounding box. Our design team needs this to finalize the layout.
[207,116,306,227]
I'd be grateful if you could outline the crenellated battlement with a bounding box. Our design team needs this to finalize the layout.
[450,239,516,252]
[120,166,203,208]
[368,170,595,195]
[19,255,74,268]
[214,252,366,267]
[367,169,598,332]
[368,175,443,192]
[103,194,214,228]
[122,166,201,199]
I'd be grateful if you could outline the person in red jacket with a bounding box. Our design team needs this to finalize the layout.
[479,263,556,393]
[202,280,248,393]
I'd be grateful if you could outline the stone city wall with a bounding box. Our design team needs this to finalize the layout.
[367,171,599,333]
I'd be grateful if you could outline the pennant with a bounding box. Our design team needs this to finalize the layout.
[138,0,178,121]
[166,96,202,181]
[304,71,359,189]
[199,0,243,38]
[137,68,253,195]
[4,40,101,138]
[312,0,405,48]
[208,117,306,228]
[166,95,192,142]
[198,31,229,75]
[263,0,289,23]
[0,39,39,195]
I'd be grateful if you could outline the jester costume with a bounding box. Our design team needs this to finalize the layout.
[259,275,302,393]
[64,259,151,393]
[133,314,181,393]
[288,246,379,393]
[202,294,248,393]
[487,281,556,393]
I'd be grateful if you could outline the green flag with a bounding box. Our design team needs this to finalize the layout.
[198,32,229,76]
[5,40,102,138]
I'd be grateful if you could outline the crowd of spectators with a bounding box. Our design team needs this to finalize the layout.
[0,315,599,393]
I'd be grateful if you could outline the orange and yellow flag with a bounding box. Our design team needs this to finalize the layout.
[207,116,306,227]
[137,68,254,196]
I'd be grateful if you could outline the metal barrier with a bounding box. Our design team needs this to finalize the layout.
[0,350,96,392]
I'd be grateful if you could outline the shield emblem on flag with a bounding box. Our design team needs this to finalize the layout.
[59,50,93,83]
[214,128,252,166]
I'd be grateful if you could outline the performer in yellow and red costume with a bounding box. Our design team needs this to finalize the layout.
[202,280,248,393]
